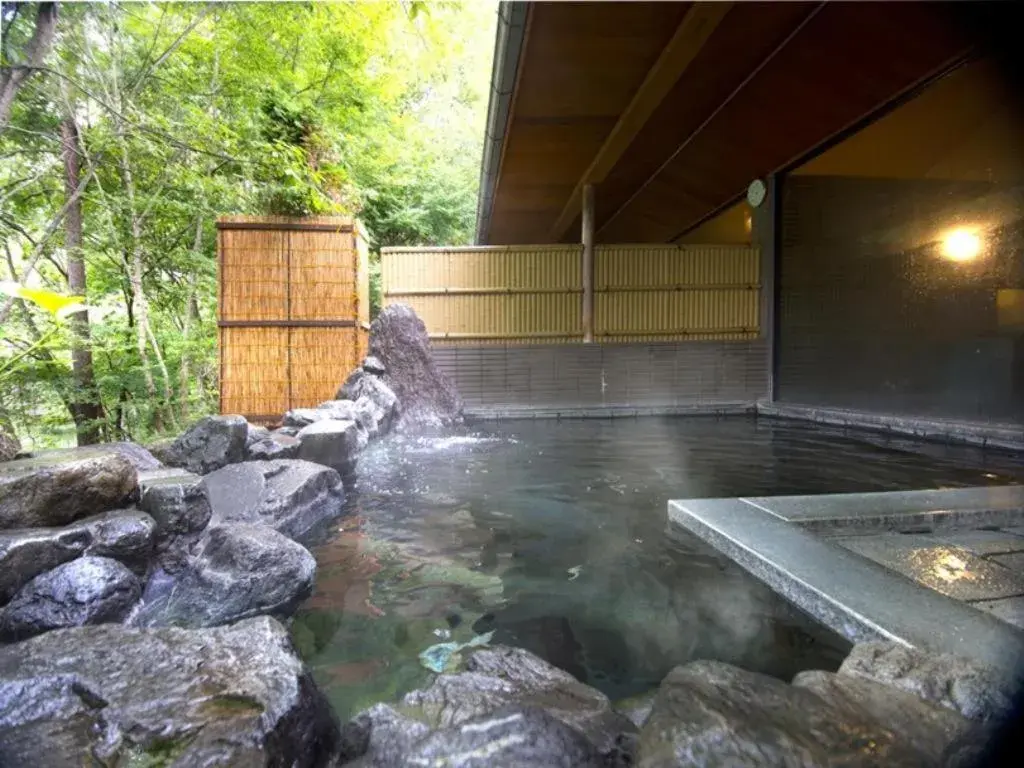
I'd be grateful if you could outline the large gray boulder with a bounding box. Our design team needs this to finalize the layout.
[0,509,155,603]
[296,419,365,476]
[133,523,316,629]
[0,556,140,642]
[338,370,399,435]
[359,304,463,431]
[338,703,606,768]
[163,414,248,475]
[401,645,635,754]
[792,670,980,765]
[137,468,212,572]
[838,642,1020,723]
[202,459,345,543]
[0,616,340,767]
[0,452,136,530]
[405,706,604,768]
[636,660,929,767]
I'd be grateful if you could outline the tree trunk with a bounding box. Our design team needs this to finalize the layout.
[0,3,58,132]
[61,115,104,445]
[178,213,204,424]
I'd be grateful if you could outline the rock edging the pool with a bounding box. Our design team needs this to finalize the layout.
[0,304,462,643]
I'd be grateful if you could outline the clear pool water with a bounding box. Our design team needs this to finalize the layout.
[289,416,1023,720]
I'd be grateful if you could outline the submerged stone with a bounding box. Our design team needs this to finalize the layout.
[0,556,140,642]
[202,459,345,543]
[0,616,340,767]
[0,452,137,530]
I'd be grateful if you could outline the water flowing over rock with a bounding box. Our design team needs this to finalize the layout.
[0,616,340,767]
[284,407,332,428]
[0,509,155,603]
[338,371,398,435]
[162,414,249,475]
[0,452,137,530]
[364,304,463,430]
[317,399,360,422]
[636,660,930,767]
[133,523,316,629]
[0,556,141,642]
[297,419,366,476]
[400,645,635,754]
[837,642,1020,723]
[202,459,345,543]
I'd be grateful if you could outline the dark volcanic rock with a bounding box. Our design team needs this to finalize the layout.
[401,645,635,754]
[246,423,270,449]
[0,616,339,767]
[793,670,979,765]
[362,355,386,375]
[133,523,316,629]
[339,703,430,766]
[317,399,359,422]
[0,453,136,530]
[636,660,931,767]
[137,469,211,572]
[363,304,463,430]
[202,459,345,543]
[283,408,331,428]
[163,414,248,475]
[296,419,365,476]
[838,642,1020,723]
[338,370,398,435]
[248,431,301,461]
[0,509,155,603]
[0,556,140,642]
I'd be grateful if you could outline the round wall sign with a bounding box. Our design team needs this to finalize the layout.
[747,179,767,208]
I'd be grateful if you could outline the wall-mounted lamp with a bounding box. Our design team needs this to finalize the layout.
[940,228,982,262]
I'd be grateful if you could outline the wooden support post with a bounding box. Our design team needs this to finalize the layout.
[581,183,595,343]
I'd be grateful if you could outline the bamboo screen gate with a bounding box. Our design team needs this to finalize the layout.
[381,244,760,343]
[217,216,369,423]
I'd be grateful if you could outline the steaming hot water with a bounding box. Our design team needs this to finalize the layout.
[289,416,1022,719]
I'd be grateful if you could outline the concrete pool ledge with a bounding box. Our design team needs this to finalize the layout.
[465,403,754,421]
[668,495,1024,673]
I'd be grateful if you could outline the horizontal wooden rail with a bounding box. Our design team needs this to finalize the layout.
[386,284,759,297]
[218,320,371,329]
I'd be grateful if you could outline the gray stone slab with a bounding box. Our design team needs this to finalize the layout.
[836,534,1024,601]
[742,486,1024,535]
[668,497,1024,673]
[935,529,1024,556]
[990,552,1024,575]
[756,402,1024,451]
[971,596,1024,630]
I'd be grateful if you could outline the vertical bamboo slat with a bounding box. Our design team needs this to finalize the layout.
[217,216,370,423]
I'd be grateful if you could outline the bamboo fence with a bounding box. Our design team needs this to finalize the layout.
[381,243,760,344]
[217,216,369,423]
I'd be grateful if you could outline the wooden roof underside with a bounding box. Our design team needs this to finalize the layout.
[480,1,973,245]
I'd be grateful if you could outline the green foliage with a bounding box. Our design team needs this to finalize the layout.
[0,1,495,448]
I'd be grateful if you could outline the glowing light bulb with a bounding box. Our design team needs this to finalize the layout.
[941,229,982,262]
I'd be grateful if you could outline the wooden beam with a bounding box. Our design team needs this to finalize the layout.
[546,2,733,242]
[581,184,595,343]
